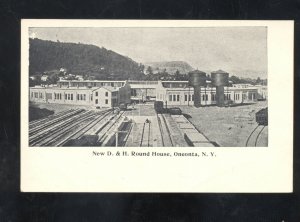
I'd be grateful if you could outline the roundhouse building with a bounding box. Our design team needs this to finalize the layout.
[57,79,158,102]
[30,74,262,108]
[156,80,258,106]
[128,81,158,102]
[30,86,94,106]
[30,82,131,108]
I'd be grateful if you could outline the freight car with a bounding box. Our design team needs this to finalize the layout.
[168,107,182,115]
[154,101,164,113]
[255,108,268,126]
[118,83,131,110]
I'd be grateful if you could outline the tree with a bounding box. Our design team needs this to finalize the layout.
[139,63,145,74]
[256,77,261,85]
[47,75,59,84]
[146,66,153,75]
[229,75,242,84]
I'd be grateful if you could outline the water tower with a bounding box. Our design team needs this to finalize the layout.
[211,70,229,107]
[188,70,207,107]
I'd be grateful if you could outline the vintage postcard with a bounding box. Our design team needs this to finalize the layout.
[21,20,293,192]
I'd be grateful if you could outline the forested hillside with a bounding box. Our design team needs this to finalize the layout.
[29,38,145,80]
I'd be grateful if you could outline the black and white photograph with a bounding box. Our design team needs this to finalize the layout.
[27,25,268,147]
[20,20,293,193]
[0,0,298,218]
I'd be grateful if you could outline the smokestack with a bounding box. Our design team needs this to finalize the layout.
[211,70,229,107]
[188,70,207,107]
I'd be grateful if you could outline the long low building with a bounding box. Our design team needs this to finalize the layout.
[30,79,264,107]
[30,83,131,108]
[156,81,258,106]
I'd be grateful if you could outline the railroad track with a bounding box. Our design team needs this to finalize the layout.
[56,110,113,146]
[29,110,95,146]
[245,124,266,147]
[29,109,73,129]
[157,114,174,147]
[98,111,125,146]
[38,111,102,147]
[122,121,134,147]
[139,120,151,147]
[29,109,84,136]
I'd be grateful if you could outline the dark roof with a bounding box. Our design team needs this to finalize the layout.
[211,69,228,74]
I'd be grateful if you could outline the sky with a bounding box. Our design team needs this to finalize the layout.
[29,27,267,78]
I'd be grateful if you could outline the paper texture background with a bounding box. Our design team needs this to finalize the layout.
[21,20,293,192]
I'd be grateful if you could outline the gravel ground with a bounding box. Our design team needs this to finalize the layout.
[178,101,268,147]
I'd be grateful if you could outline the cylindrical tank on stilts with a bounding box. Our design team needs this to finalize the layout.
[188,70,207,107]
[211,70,229,107]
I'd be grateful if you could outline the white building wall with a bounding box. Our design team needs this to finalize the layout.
[29,87,93,106]
[156,85,258,106]
[92,88,118,108]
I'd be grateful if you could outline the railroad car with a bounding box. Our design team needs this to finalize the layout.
[255,108,268,126]
[154,101,164,113]
[119,103,127,110]
[118,83,131,107]
[168,107,182,115]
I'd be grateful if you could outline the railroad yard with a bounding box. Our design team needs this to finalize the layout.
[29,103,215,147]
[29,102,267,147]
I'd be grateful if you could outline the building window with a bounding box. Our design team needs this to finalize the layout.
[65,94,67,100]
[242,93,247,100]
[95,99,98,104]
[202,95,205,101]
[77,94,79,100]
[59,93,62,100]
[71,94,73,100]
[173,95,176,101]
[105,99,108,104]
[185,95,188,102]
[169,95,172,101]
[105,92,108,97]
[95,92,98,96]
[177,95,180,101]
[192,95,194,101]
[84,94,86,101]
